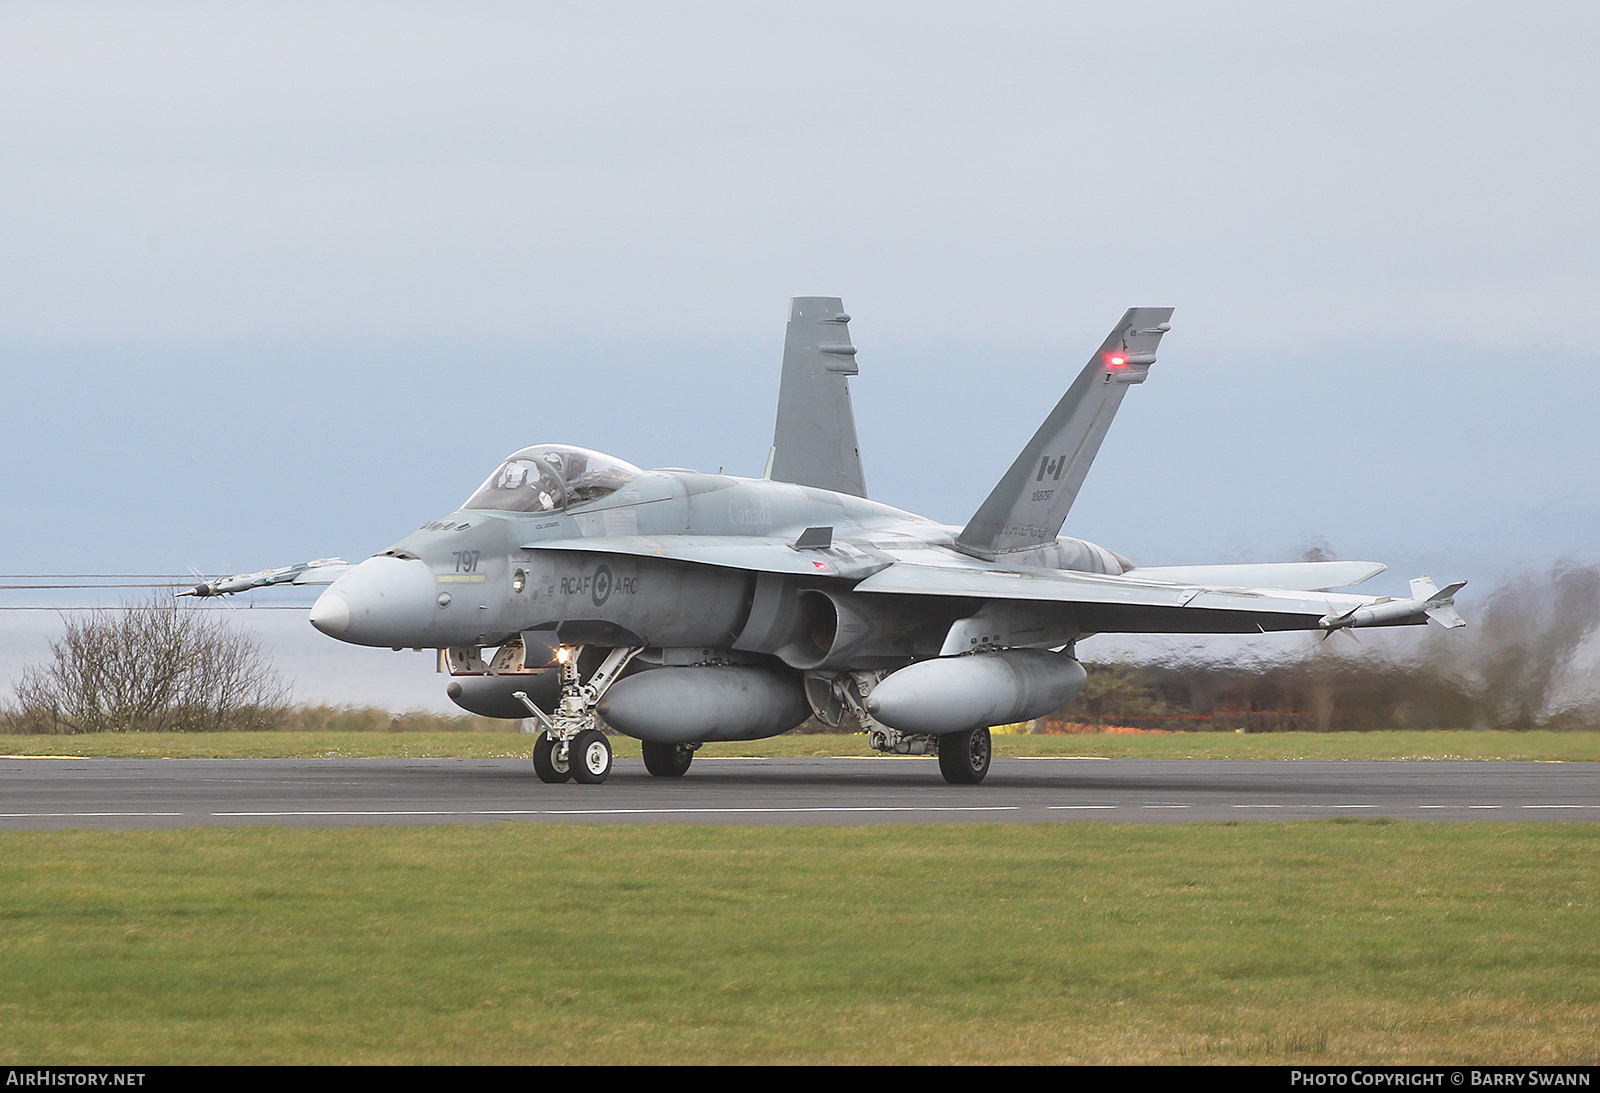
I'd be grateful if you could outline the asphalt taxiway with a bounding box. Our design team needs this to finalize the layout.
[1,756,1597,829]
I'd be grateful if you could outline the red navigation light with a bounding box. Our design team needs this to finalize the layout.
[1106,354,1128,369]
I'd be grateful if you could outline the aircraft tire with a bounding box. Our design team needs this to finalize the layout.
[532,733,572,784]
[937,725,992,785]
[571,730,613,784]
[642,741,695,778]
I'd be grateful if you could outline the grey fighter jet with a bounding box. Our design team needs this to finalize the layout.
[185,299,1465,784]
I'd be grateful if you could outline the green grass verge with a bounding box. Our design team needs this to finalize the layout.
[2,729,1598,761]
[0,822,1595,1064]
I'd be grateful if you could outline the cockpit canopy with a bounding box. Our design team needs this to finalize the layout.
[463,444,644,513]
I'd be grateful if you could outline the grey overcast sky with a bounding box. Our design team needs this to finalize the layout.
[2,2,1597,706]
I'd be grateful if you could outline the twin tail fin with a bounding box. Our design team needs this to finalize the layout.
[956,307,1173,559]
[764,297,868,498]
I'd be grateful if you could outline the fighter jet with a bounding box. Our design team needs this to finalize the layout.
[185,299,1465,785]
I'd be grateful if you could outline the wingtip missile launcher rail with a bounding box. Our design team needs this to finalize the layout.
[1318,576,1467,635]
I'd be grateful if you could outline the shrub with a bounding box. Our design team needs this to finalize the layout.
[8,599,288,733]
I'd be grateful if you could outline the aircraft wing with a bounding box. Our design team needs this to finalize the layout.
[851,562,1442,635]
[526,535,1434,635]
[524,535,893,581]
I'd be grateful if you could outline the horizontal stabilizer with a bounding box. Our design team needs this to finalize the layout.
[290,560,353,586]
[1128,560,1386,592]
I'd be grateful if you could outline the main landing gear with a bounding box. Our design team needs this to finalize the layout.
[816,669,995,785]
[516,644,640,785]
[641,741,696,777]
[937,725,992,785]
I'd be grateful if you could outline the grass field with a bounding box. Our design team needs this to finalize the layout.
[2,728,1598,761]
[0,822,1595,1064]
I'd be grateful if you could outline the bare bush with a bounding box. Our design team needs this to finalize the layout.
[8,599,289,734]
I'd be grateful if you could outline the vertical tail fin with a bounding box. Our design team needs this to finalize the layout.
[764,296,868,498]
[956,308,1173,558]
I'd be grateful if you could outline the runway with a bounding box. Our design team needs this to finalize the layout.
[2,755,1598,829]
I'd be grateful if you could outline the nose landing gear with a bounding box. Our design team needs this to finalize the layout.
[531,733,571,783]
[515,644,640,785]
[570,729,613,784]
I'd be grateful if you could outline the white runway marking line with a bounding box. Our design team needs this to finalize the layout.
[0,812,185,818]
[531,806,1022,816]
[216,811,473,817]
[211,806,1025,818]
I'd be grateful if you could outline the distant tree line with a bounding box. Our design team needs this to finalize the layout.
[1041,660,1480,734]
[1044,562,1600,733]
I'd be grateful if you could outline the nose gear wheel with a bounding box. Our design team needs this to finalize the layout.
[532,732,571,783]
[571,729,613,784]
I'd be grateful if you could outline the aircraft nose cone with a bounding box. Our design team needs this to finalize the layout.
[309,592,351,637]
[312,555,438,647]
